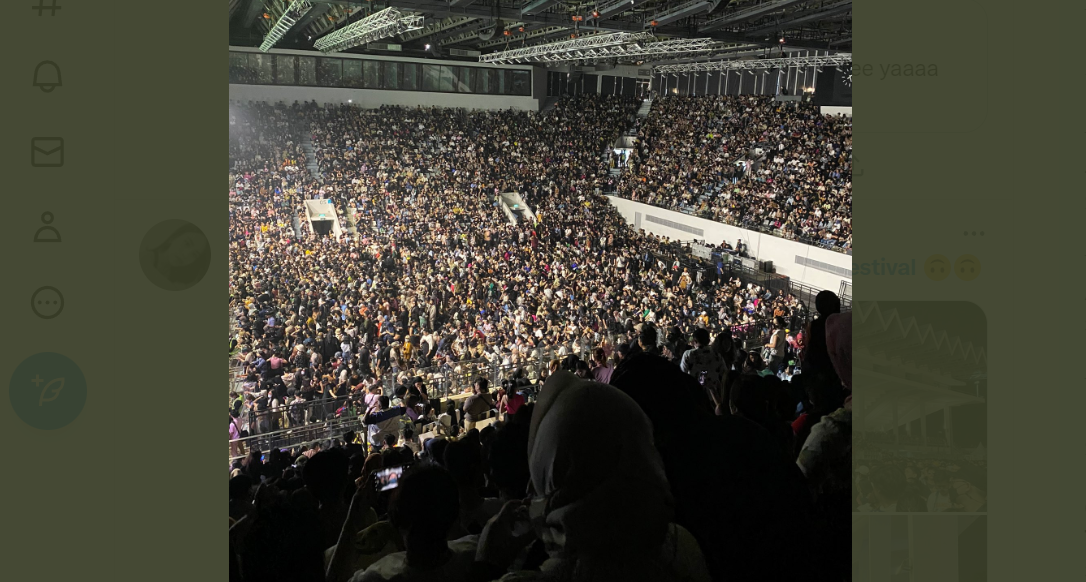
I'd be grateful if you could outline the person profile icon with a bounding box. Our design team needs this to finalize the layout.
[34,212,62,243]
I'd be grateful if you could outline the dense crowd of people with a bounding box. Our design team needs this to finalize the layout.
[228,96,813,438]
[617,95,852,251]
[228,95,856,582]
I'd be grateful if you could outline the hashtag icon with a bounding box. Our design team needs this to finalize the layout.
[32,0,62,16]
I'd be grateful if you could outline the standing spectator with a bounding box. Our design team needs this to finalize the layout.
[590,347,614,385]
[363,396,405,452]
[679,328,727,395]
[462,377,495,430]
[763,317,788,374]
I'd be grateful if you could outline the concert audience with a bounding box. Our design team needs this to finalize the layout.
[228,95,857,582]
[619,95,852,251]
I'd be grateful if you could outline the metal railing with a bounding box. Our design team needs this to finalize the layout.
[230,415,365,463]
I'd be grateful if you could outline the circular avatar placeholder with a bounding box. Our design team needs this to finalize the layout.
[138,219,211,291]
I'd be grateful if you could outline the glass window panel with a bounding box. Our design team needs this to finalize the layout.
[363,60,380,89]
[422,65,441,91]
[298,56,317,85]
[275,55,296,84]
[250,53,274,84]
[475,67,490,94]
[402,63,418,91]
[229,52,249,83]
[382,61,401,90]
[457,67,474,93]
[582,74,597,94]
[343,59,363,88]
[318,58,342,87]
[439,66,457,92]
[489,70,502,95]
[512,70,530,95]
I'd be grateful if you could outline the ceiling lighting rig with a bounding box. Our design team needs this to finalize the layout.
[479,31,654,64]
[259,0,315,52]
[481,33,723,65]
[653,52,851,74]
[314,7,424,53]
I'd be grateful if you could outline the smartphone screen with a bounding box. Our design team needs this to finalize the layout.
[376,466,405,492]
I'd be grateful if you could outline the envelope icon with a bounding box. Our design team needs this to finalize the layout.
[31,137,64,167]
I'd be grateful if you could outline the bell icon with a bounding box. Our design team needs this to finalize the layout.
[33,61,62,93]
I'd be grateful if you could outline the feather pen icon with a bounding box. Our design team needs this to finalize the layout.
[39,377,65,406]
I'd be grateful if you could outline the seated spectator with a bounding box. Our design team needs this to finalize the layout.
[472,371,711,582]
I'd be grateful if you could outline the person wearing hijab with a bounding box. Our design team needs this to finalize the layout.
[472,371,711,582]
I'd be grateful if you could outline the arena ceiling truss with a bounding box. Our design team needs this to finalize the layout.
[230,0,851,65]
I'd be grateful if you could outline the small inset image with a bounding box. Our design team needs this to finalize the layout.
[853,302,987,514]
[139,219,211,291]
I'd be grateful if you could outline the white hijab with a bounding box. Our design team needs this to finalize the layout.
[525,372,678,582]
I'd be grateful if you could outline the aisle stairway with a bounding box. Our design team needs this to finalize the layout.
[637,97,654,118]
[302,136,319,178]
[297,135,319,238]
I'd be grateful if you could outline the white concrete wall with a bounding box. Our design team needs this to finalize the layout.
[229,83,539,111]
[607,196,852,291]
[820,106,853,117]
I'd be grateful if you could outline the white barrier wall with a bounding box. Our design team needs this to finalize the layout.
[607,196,852,291]
[820,106,853,117]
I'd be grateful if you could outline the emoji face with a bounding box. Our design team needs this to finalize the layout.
[923,255,950,281]
[954,255,981,281]
[31,286,64,319]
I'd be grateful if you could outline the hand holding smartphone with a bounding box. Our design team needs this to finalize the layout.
[375,465,407,491]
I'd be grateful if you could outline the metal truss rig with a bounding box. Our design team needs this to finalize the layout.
[653,53,851,74]
[259,0,315,52]
[482,35,722,65]
[314,7,424,53]
[479,32,655,64]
